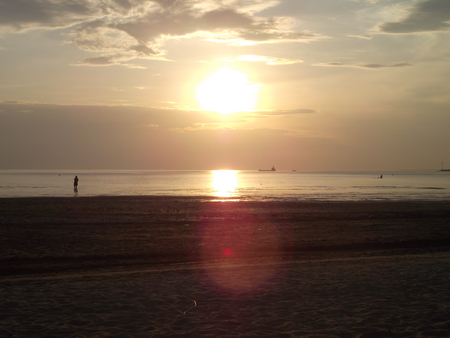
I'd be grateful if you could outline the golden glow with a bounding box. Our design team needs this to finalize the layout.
[211,170,238,198]
[196,68,259,114]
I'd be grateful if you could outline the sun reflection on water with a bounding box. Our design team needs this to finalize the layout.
[211,170,238,199]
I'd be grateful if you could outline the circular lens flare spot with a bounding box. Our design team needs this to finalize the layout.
[194,202,289,298]
[223,248,233,256]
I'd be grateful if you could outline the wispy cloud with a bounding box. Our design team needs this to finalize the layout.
[0,0,321,67]
[0,101,317,131]
[315,62,413,69]
[73,53,148,68]
[218,54,303,65]
[258,109,317,116]
[348,34,373,40]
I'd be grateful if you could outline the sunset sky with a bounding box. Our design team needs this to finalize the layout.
[1,0,449,171]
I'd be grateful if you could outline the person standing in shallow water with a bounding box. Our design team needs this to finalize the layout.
[74,176,79,190]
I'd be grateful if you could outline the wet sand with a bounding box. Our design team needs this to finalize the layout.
[1,197,450,337]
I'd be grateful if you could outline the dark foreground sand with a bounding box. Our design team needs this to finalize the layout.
[1,197,450,337]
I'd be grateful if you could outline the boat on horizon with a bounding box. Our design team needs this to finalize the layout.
[259,166,276,172]
[439,162,450,172]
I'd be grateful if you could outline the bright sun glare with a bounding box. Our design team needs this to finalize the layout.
[211,170,238,198]
[196,68,259,115]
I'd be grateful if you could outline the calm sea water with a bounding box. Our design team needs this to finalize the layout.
[1,170,449,201]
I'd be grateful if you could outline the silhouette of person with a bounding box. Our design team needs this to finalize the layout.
[74,176,79,190]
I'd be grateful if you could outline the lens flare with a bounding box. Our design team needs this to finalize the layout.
[193,202,289,298]
[223,248,233,256]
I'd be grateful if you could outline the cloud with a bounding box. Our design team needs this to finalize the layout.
[218,54,303,65]
[348,34,373,40]
[0,101,318,169]
[200,8,254,30]
[379,0,450,33]
[315,62,413,69]
[230,30,319,45]
[0,101,229,130]
[360,62,412,69]
[0,0,97,31]
[0,102,316,137]
[0,0,321,67]
[73,53,145,68]
[258,109,317,116]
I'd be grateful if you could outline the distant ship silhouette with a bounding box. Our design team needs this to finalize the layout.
[259,166,276,172]
[439,162,450,172]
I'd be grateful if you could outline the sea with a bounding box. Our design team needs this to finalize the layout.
[1,169,449,202]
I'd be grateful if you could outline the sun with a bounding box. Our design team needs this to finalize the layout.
[196,68,260,115]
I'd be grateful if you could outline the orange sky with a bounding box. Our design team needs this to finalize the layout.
[1,0,450,170]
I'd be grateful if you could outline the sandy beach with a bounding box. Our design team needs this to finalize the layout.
[1,197,450,337]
